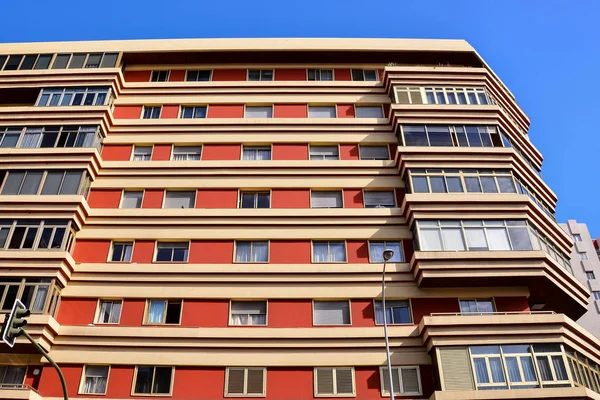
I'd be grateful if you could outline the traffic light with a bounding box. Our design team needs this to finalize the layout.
[1,299,30,348]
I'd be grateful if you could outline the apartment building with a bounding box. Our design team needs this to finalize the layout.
[561,220,600,339]
[0,38,598,400]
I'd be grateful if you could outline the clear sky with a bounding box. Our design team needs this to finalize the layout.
[2,0,599,235]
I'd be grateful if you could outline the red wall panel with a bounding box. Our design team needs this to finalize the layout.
[351,300,375,327]
[347,240,369,263]
[273,104,307,118]
[141,189,164,208]
[270,240,311,263]
[272,144,308,160]
[87,189,122,208]
[389,143,397,159]
[181,300,229,327]
[412,298,460,323]
[494,296,530,312]
[161,105,180,119]
[24,365,41,390]
[73,240,111,263]
[104,365,135,398]
[382,104,390,117]
[120,299,145,326]
[189,240,234,263]
[337,104,355,118]
[271,189,310,208]
[196,189,238,208]
[56,298,97,325]
[274,69,306,81]
[132,240,155,263]
[334,69,352,81]
[169,70,186,81]
[123,70,151,82]
[394,188,404,208]
[269,300,312,327]
[113,105,143,119]
[151,144,172,160]
[207,104,244,118]
[101,145,133,161]
[403,239,414,264]
[343,189,364,208]
[340,143,359,160]
[212,69,246,81]
[202,144,241,160]
[38,365,82,397]
[355,365,434,399]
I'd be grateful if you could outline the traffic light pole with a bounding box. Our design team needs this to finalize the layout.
[20,330,68,400]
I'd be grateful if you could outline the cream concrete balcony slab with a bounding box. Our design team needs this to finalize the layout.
[0,386,43,400]
[0,251,75,286]
[0,148,101,178]
[115,92,391,104]
[0,67,122,90]
[0,196,90,231]
[428,387,600,400]
[412,250,589,318]
[0,106,111,133]
[6,314,59,352]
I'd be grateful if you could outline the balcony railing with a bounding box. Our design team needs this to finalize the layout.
[430,311,556,317]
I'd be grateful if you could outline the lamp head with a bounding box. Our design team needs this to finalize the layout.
[382,249,394,261]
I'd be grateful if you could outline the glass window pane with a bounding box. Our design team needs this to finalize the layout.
[465,177,482,192]
[446,177,463,192]
[487,228,511,250]
[1,133,20,148]
[403,126,428,146]
[20,55,37,70]
[4,55,23,70]
[41,172,63,195]
[441,228,465,251]
[490,358,506,383]
[68,53,86,68]
[2,172,25,195]
[134,367,153,393]
[308,106,336,118]
[50,228,65,248]
[498,177,517,193]
[59,171,82,194]
[474,359,490,384]
[508,227,533,250]
[429,177,446,193]
[20,171,43,194]
[465,228,488,250]
[411,177,429,193]
[480,177,498,193]
[52,54,70,69]
[355,106,383,118]
[420,229,443,251]
[427,127,453,146]
[245,106,272,118]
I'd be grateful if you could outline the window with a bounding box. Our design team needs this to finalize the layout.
[580,252,589,260]
[110,242,133,262]
[308,69,333,81]
[242,146,271,160]
[0,219,74,251]
[394,86,492,105]
[351,69,378,81]
[133,366,173,395]
[239,192,270,209]
[359,145,389,160]
[380,366,421,396]
[0,127,22,148]
[311,191,342,208]
[1,171,43,195]
[171,146,201,161]
[151,70,169,82]
[374,300,411,324]
[142,106,161,119]
[309,145,339,160]
[574,234,582,242]
[245,106,273,118]
[96,300,122,324]
[132,146,152,161]
[41,170,85,195]
[0,278,61,315]
[14,126,101,150]
[186,70,212,81]
[355,106,384,118]
[121,191,143,208]
[36,87,110,106]
[369,241,404,262]
[164,191,196,208]
[313,301,350,325]
[145,300,182,324]
[308,106,336,118]
[225,368,266,396]
[80,365,109,394]
[0,366,26,385]
[180,106,207,119]
[230,301,267,326]
[594,292,600,301]
[565,345,600,392]
[84,53,103,68]
[314,367,355,396]
[313,241,346,263]
[247,69,273,81]
[235,241,268,262]
[364,191,395,208]
[459,299,495,314]
[399,125,502,148]
[36,53,118,69]
[155,242,189,262]
[586,272,595,280]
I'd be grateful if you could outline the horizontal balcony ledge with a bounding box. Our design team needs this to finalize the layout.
[0,195,90,228]
[429,387,600,400]
[0,251,75,285]
[101,160,397,169]
[0,105,110,115]
[112,117,390,126]
[391,103,499,112]
[0,67,121,78]
[7,314,59,351]
[124,80,383,89]
[73,261,411,275]
[0,387,43,400]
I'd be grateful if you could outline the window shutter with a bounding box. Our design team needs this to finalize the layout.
[231,301,266,315]
[246,106,272,118]
[313,301,350,325]
[359,146,388,160]
[355,106,383,118]
[227,368,245,395]
[164,191,195,208]
[400,367,420,394]
[396,90,410,104]
[122,192,143,208]
[381,368,401,395]
[335,368,354,394]
[438,347,475,391]
[85,365,108,377]
[310,146,338,158]
[364,191,395,207]
[308,106,336,118]
[316,368,334,395]
[246,369,264,394]
[311,191,342,208]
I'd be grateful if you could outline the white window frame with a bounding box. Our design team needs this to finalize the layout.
[132,146,152,161]
[185,69,212,82]
[355,105,384,118]
[247,69,274,81]
[131,366,174,396]
[141,106,162,119]
[307,69,334,81]
[229,300,268,326]
[309,145,339,160]
[244,105,273,118]
[363,190,396,208]
[351,69,378,81]
[154,242,189,262]
[143,299,182,325]
[120,190,144,208]
[95,299,122,324]
[224,367,267,397]
[150,70,170,82]
[358,145,389,160]
[180,105,207,119]
[312,241,347,263]
[78,364,110,395]
[238,191,271,209]
[234,240,269,263]
[172,146,202,161]
[378,366,422,396]
[109,241,133,262]
[313,367,356,397]
[312,300,351,326]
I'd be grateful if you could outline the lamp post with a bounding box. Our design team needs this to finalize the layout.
[382,248,395,400]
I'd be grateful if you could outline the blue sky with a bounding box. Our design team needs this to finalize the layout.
[2,0,599,235]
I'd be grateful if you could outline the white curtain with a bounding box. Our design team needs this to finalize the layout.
[251,242,268,262]
[236,242,251,262]
[147,300,166,323]
[313,242,329,262]
[31,286,48,311]
[329,242,346,262]
[20,130,42,148]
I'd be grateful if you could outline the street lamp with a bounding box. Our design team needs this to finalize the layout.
[382,248,395,400]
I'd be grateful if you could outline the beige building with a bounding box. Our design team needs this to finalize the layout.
[0,38,598,399]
